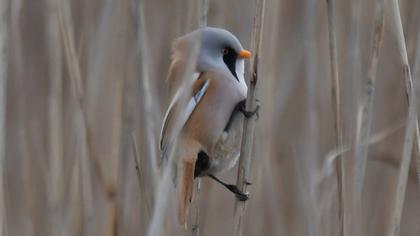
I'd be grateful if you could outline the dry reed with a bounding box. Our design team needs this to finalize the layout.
[232,0,265,235]
[325,0,343,235]
[414,12,420,190]
[386,0,417,235]
[191,1,209,236]
[0,0,8,234]
[3,0,420,235]
[349,0,385,235]
[46,0,65,235]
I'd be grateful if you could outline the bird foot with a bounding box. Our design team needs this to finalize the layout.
[225,184,249,201]
[208,174,249,201]
[239,100,260,119]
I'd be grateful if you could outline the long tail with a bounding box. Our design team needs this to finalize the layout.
[177,155,197,226]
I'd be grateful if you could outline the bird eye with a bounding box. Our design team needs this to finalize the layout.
[221,48,229,55]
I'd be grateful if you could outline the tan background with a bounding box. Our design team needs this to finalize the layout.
[2,0,420,235]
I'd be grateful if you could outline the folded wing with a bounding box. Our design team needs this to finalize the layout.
[159,73,210,162]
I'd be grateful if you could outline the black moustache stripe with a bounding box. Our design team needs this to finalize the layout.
[223,49,239,82]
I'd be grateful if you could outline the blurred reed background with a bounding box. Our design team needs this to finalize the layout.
[1,0,420,235]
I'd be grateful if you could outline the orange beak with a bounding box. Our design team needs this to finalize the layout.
[239,50,252,59]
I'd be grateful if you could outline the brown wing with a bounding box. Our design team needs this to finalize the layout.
[159,74,210,162]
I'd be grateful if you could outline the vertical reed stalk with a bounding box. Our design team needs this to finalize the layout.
[57,1,104,234]
[351,0,384,235]
[301,0,320,234]
[325,0,343,235]
[131,133,151,219]
[387,0,417,235]
[11,0,35,233]
[0,0,8,234]
[344,0,361,234]
[198,0,209,28]
[232,0,265,235]
[414,13,420,191]
[58,0,120,198]
[138,0,159,185]
[46,0,64,234]
[191,1,209,236]
[190,3,206,236]
[68,153,82,236]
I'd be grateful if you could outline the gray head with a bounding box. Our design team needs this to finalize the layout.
[174,27,251,86]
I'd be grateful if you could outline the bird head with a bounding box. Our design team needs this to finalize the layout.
[173,27,251,84]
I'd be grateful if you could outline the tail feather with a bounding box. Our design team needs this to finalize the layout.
[177,156,196,226]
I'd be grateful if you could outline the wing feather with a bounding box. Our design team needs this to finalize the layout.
[159,74,210,161]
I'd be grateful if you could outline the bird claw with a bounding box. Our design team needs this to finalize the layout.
[235,192,249,202]
[208,174,250,201]
[226,184,249,201]
[241,103,260,120]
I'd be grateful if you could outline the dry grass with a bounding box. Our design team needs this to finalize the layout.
[2,0,420,235]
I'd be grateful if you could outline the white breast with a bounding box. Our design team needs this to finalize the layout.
[235,59,248,98]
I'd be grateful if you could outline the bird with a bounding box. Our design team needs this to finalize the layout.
[159,27,258,226]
